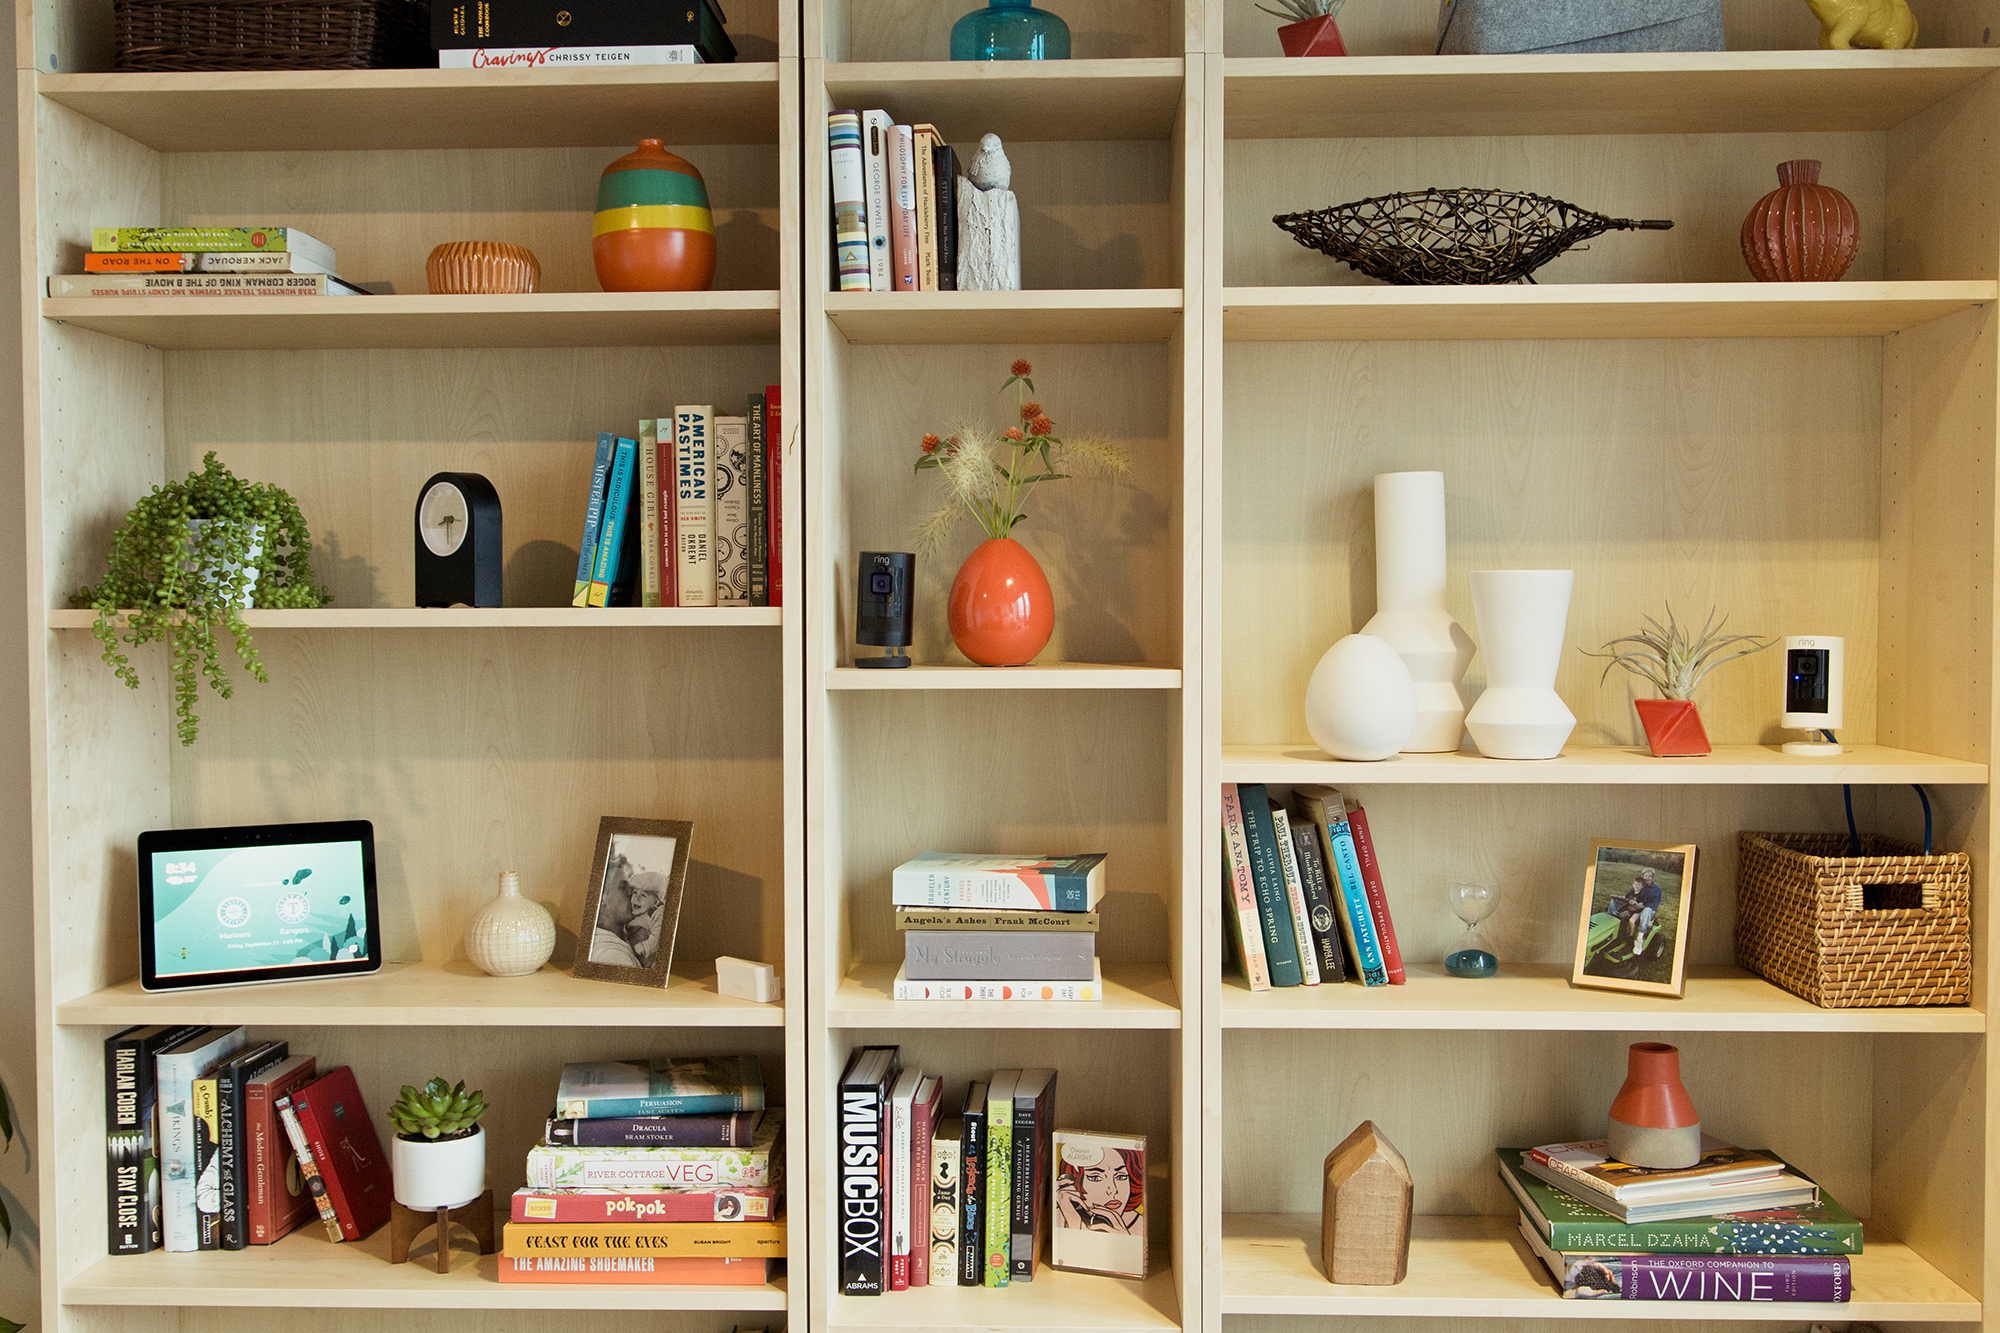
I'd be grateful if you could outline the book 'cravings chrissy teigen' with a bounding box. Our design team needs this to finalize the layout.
[838,1046,897,1294]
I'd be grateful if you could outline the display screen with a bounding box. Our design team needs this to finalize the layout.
[140,822,378,988]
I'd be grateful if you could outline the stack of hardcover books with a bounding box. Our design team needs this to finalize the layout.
[104,1025,386,1255]
[888,853,1107,1002]
[826,113,964,293]
[1500,1140,1858,1302]
[53,227,368,298]
[572,391,783,611]
[837,1048,1139,1295]
[1221,782,1406,991]
[503,1054,783,1287]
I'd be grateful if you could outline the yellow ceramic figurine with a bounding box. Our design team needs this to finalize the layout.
[1805,0,1916,48]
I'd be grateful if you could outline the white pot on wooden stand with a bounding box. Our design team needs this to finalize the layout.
[1360,471,1475,752]
[393,1127,487,1211]
[1465,570,1576,760]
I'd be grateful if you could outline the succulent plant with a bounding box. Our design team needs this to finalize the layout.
[1584,605,1772,702]
[1256,0,1346,22]
[389,1077,487,1142]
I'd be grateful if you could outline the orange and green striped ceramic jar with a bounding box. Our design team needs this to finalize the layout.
[592,139,716,292]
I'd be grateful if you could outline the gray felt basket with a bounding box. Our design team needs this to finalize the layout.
[1436,0,1724,53]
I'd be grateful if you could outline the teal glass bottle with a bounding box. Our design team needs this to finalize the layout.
[950,0,1071,59]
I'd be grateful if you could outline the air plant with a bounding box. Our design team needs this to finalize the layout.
[1583,605,1773,701]
[1256,0,1346,21]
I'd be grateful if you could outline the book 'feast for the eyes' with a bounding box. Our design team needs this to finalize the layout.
[500,1218,786,1258]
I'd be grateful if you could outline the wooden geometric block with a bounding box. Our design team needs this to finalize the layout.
[1321,1120,1413,1285]
[388,1189,496,1274]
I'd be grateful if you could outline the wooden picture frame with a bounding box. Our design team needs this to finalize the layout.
[1571,839,1697,999]
[571,816,693,989]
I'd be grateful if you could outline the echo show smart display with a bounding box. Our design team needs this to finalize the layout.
[138,820,380,992]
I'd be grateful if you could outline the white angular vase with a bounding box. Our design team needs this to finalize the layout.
[1465,570,1576,760]
[1304,634,1417,761]
[1360,471,1475,753]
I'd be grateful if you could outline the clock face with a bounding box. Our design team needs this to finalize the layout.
[420,481,469,556]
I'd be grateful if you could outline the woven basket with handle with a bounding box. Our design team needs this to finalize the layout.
[114,0,430,71]
[1735,831,1970,1008]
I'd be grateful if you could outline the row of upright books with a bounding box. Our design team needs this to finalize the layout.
[106,1025,387,1254]
[572,391,782,610]
[827,113,964,293]
[836,1048,1148,1294]
[1221,782,1407,990]
[503,1054,782,1287]
[1501,1137,1859,1301]
[888,853,1108,1002]
[53,227,368,298]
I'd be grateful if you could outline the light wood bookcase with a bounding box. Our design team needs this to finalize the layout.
[20,0,2000,1328]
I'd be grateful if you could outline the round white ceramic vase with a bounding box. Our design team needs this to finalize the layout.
[1360,471,1475,753]
[464,870,555,977]
[1464,569,1576,760]
[392,1125,486,1211]
[1304,634,1417,761]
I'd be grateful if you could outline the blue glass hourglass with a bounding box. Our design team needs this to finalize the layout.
[951,0,1072,59]
[1445,881,1500,978]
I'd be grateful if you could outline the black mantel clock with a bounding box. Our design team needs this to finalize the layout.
[414,471,502,608]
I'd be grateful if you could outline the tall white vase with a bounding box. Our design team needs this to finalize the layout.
[1465,570,1576,760]
[1360,471,1475,753]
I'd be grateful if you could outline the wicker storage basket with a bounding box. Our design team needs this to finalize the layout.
[1736,831,1971,1008]
[115,0,430,71]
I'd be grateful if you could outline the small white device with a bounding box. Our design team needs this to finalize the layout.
[716,955,781,1004]
[1780,636,1844,755]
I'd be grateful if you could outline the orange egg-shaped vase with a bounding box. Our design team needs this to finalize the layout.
[1741,159,1859,282]
[593,139,716,293]
[948,538,1054,666]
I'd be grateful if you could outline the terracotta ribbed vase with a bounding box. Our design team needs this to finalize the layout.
[1606,1041,1702,1168]
[426,241,540,294]
[593,139,716,293]
[1740,159,1859,282]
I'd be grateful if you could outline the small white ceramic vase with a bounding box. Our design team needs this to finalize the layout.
[1464,570,1576,760]
[464,870,554,977]
[1360,471,1475,753]
[392,1126,486,1211]
[1304,634,1417,761]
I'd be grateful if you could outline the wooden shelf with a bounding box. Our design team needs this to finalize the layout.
[61,1214,789,1310]
[826,663,1180,689]
[1221,962,1986,1032]
[1219,1214,1979,1320]
[1221,282,1998,342]
[1218,742,1988,785]
[1224,49,2000,139]
[47,607,783,629]
[822,59,1185,143]
[37,65,783,151]
[831,962,1181,1029]
[41,291,782,351]
[55,962,786,1027]
[824,289,1182,345]
[826,1252,1175,1331]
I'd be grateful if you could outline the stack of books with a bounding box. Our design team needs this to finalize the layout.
[53,227,368,298]
[827,113,963,293]
[505,1054,783,1287]
[105,1025,386,1254]
[838,1049,1077,1293]
[1500,1139,1858,1301]
[888,853,1108,1002]
[572,391,783,610]
[1222,782,1406,991]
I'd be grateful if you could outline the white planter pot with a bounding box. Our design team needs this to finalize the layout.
[393,1126,486,1211]
[1464,570,1576,760]
[184,519,263,609]
[1360,471,1475,752]
[1304,634,1416,761]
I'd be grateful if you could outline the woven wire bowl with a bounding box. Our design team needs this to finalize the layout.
[115,0,431,71]
[1274,187,1673,285]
